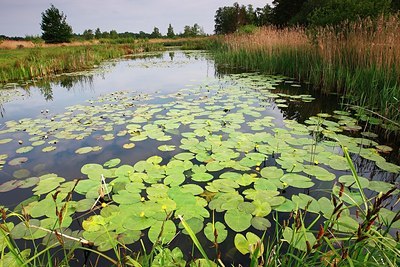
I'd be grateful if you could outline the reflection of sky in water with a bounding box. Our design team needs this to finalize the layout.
[0,51,215,123]
[0,50,398,266]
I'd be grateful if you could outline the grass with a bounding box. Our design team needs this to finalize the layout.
[0,36,216,84]
[0,41,164,83]
[212,15,400,132]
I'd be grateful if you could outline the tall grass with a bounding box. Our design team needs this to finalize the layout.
[0,42,163,83]
[213,15,400,129]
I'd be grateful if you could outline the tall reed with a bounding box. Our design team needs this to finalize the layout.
[213,15,400,129]
[0,42,163,83]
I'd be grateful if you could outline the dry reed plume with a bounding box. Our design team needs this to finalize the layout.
[216,14,400,127]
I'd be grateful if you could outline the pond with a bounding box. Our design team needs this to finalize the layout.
[0,50,399,266]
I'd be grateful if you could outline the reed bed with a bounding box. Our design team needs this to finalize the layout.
[214,15,400,128]
[0,42,163,83]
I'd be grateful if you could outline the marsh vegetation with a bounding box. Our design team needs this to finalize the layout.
[0,1,399,266]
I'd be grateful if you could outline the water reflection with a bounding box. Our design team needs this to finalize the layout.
[169,51,175,61]
[0,51,214,123]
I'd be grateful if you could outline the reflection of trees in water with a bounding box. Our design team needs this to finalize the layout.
[23,74,95,101]
[0,102,4,118]
[127,53,163,60]
[169,51,175,61]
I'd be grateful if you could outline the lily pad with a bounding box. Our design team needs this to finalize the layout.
[280,174,314,189]
[204,222,228,243]
[224,209,252,232]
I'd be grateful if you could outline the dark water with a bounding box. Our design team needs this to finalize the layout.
[0,50,398,266]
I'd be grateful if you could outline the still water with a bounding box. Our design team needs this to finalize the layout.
[0,50,398,266]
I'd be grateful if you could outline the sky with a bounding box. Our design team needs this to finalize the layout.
[0,1,273,37]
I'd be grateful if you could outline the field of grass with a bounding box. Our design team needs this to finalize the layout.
[0,41,164,83]
[213,15,400,131]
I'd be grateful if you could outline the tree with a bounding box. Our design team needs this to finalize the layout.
[254,4,273,26]
[82,29,94,40]
[392,0,400,11]
[109,30,118,39]
[150,27,162,38]
[94,28,102,39]
[40,4,73,43]
[167,24,175,38]
[182,25,192,37]
[271,0,308,26]
[309,0,392,27]
[214,2,260,34]
[214,5,241,34]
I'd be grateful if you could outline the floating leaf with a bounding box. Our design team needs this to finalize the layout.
[42,146,56,152]
[75,147,93,154]
[251,217,271,231]
[158,145,176,151]
[103,158,121,168]
[375,145,393,153]
[304,165,335,181]
[148,220,176,244]
[8,157,28,166]
[224,209,252,232]
[123,143,135,149]
[260,166,283,179]
[234,232,264,256]
[16,146,34,154]
[0,180,22,192]
[204,222,228,244]
[283,227,316,252]
[280,174,314,188]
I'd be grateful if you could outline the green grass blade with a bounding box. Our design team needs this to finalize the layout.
[178,215,213,267]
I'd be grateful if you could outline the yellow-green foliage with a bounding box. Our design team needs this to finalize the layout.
[0,42,163,83]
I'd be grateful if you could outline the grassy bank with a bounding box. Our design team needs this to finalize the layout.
[0,37,217,84]
[0,41,163,83]
[213,15,400,131]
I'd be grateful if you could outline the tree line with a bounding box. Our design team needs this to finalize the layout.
[214,0,400,34]
[80,23,205,41]
[0,4,207,43]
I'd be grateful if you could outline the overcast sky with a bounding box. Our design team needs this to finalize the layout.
[0,1,273,37]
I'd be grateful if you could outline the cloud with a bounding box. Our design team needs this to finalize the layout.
[0,0,272,36]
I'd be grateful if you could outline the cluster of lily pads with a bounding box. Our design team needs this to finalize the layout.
[0,73,399,262]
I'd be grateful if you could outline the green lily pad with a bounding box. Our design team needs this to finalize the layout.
[148,220,176,244]
[158,145,176,151]
[103,158,121,168]
[16,146,34,154]
[283,227,316,252]
[204,222,228,244]
[42,146,56,152]
[191,172,213,182]
[338,175,369,189]
[281,174,314,188]
[174,152,194,161]
[234,232,264,256]
[224,209,252,232]
[375,160,400,173]
[123,143,135,149]
[76,147,95,154]
[260,166,284,179]
[0,138,12,144]
[251,217,271,231]
[303,165,335,181]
